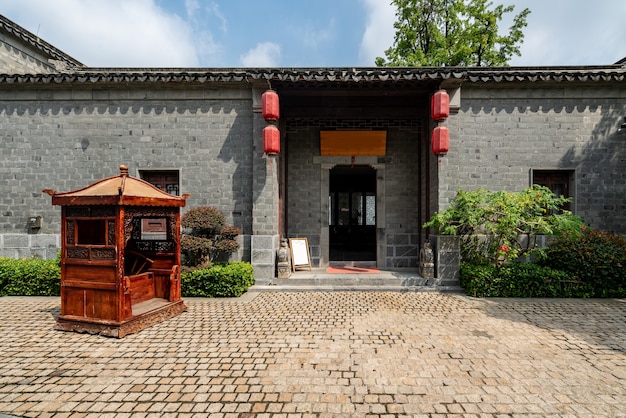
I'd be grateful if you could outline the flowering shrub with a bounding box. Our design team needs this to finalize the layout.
[424,185,583,269]
[540,228,626,297]
[181,206,240,268]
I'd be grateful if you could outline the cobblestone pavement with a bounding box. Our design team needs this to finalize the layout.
[0,293,625,418]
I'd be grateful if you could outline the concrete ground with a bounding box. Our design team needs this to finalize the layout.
[0,292,624,417]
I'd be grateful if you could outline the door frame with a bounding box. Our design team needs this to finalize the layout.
[315,156,386,269]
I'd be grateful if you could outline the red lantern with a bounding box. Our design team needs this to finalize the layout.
[263,125,280,155]
[262,90,279,121]
[431,90,450,121]
[432,126,449,155]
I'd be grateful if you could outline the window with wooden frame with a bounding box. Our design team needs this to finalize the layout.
[532,169,574,212]
[139,170,180,196]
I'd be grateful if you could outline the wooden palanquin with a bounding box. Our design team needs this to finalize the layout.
[44,165,189,337]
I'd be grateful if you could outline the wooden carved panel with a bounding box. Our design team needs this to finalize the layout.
[67,247,89,259]
[92,248,116,260]
[66,206,116,218]
[66,221,75,245]
[108,220,116,245]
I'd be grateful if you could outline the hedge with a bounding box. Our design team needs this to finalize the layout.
[540,228,626,297]
[1,258,255,298]
[181,262,254,298]
[460,261,593,298]
[0,257,61,296]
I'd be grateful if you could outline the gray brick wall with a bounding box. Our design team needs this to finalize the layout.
[285,126,322,265]
[440,85,626,235]
[0,85,255,258]
[384,127,422,267]
[0,39,56,74]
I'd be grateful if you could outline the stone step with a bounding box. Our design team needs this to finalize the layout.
[252,269,463,292]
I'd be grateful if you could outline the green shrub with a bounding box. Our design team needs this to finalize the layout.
[460,262,498,297]
[181,206,225,233]
[181,206,241,267]
[181,262,254,298]
[540,228,626,297]
[460,261,593,298]
[0,257,61,296]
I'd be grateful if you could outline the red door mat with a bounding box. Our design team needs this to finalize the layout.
[327,266,379,274]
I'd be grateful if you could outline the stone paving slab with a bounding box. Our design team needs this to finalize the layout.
[0,293,624,417]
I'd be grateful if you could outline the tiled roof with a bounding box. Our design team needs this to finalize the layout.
[0,14,84,68]
[0,66,624,85]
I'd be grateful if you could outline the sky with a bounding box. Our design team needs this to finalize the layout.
[1,0,625,68]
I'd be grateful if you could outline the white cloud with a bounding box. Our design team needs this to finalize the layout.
[2,0,201,67]
[239,42,281,67]
[300,19,335,49]
[181,0,225,66]
[358,0,396,66]
[4,0,624,69]
[503,0,626,66]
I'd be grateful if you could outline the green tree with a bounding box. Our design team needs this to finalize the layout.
[376,0,530,67]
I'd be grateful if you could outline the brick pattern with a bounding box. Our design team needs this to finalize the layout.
[0,233,59,259]
[0,293,624,416]
[0,40,55,74]
[384,128,422,267]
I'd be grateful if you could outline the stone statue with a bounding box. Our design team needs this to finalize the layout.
[277,238,291,278]
[419,241,435,279]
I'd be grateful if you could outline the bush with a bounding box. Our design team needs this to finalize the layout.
[181,206,240,267]
[460,261,593,298]
[0,257,61,296]
[182,206,225,234]
[181,262,254,298]
[540,228,626,297]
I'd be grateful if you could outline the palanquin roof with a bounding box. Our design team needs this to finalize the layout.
[44,166,188,207]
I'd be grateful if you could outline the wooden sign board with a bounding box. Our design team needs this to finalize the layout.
[320,130,387,156]
[289,238,312,271]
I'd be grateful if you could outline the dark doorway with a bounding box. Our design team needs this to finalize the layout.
[329,165,376,262]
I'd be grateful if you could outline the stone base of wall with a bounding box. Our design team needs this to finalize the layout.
[251,234,280,281]
[431,235,460,287]
[0,234,60,259]
[385,233,420,268]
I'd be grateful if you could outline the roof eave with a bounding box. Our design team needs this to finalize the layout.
[51,195,187,207]
[0,66,624,86]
